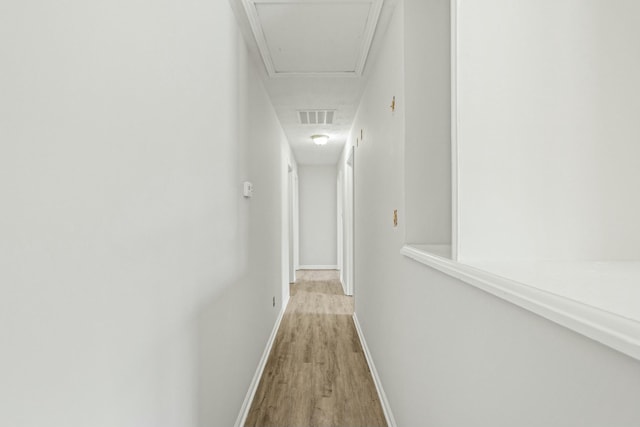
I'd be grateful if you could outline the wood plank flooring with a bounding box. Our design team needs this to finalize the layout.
[245,270,387,427]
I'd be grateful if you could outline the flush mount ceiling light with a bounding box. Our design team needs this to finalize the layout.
[311,134,330,146]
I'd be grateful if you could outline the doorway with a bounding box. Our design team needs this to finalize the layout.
[287,165,299,285]
[343,147,355,296]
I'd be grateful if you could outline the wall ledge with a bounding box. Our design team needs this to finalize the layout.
[401,245,640,361]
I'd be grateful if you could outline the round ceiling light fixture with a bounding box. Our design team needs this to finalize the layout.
[311,134,329,146]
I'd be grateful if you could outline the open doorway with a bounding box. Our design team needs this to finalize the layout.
[287,164,299,285]
[342,147,355,296]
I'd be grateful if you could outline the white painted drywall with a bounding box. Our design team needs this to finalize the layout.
[456,0,640,262]
[0,1,291,425]
[403,0,451,246]
[349,0,640,425]
[298,165,338,267]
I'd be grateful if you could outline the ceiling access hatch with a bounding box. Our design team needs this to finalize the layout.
[298,110,335,125]
[242,0,384,77]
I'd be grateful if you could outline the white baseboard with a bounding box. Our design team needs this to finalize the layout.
[298,265,339,270]
[352,313,397,427]
[234,303,288,427]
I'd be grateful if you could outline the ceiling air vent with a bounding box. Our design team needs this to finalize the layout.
[298,110,335,125]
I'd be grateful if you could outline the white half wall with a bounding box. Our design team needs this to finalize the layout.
[349,1,640,425]
[0,1,291,426]
[298,165,338,268]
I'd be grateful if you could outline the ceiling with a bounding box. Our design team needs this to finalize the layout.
[229,0,398,165]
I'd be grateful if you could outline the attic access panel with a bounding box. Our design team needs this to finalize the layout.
[243,0,384,77]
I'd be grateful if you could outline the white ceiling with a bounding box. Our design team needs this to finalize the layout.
[230,0,398,165]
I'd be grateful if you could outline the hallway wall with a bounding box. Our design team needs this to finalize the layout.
[457,0,640,262]
[403,0,451,246]
[346,0,640,426]
[0,1,292,426]
[298,165,338,268]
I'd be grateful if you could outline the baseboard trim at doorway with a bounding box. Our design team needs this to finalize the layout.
[352,313,397,427]
[298,265,339,270]
[234,302,288,427]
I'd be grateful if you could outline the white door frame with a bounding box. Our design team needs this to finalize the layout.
[344,147,355,296]
[337,170,344,290]
[287,165,299,284]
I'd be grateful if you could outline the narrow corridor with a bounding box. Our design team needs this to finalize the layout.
[245,271,386,427]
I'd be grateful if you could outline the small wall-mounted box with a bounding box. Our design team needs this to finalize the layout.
[243,181,254,198]
[242,181,253,198]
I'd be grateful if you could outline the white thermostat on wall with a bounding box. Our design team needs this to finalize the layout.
[243,181,254,198]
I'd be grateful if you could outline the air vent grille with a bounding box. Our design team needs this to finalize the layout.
[298,110,335,125]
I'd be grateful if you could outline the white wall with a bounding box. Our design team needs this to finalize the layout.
[298,165,338,268]
[349,1,640,425]
[404,0,451,245]
[0,1,291,426]
[457,0,640,262]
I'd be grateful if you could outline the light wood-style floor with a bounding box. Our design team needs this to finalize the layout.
[245,270,387,427]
